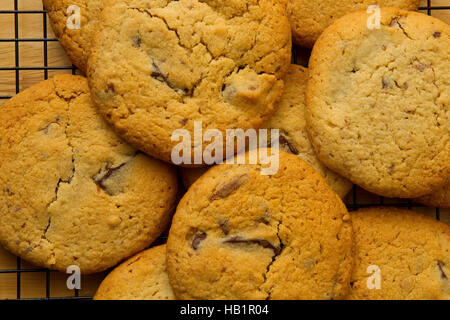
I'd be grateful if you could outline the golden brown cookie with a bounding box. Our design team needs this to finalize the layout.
[180,65,353,197]
[0,75,178,274]
[43,0,106,74]
[87,0,291,165]
[167,149,353,300]
[349,207,449,300]
[94,245,175,300]
[267,65,352,198]
[414,183,450,208]
[287,0,420,48]
[306,8,450,198]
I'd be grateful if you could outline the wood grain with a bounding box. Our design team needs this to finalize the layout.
[0,0,449,300]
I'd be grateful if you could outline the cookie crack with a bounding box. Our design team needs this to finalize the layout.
[42,91,79,241]
[131,7,191,53]
[437,261,448,280]
[130,7,204,97]
[389,17,413,40]
[263,219,285,300]
[129,5,280,103]
[55,91,78,185]
[151,61,193,96]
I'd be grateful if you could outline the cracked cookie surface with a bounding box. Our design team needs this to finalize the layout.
[94,245,175,300]
[0,75,178,274]
[287,0,420,48]
[43,0,106,74]
[87,0,291,165]
[349,207,449,300]
[306,8,450,198]
[167,149,353,300]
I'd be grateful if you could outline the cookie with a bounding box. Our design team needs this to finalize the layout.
[167,149,353,300]
[267,65,353,198]
[349,207,449,300]
[415,183,450,208]
[94,245,175,300]
[180,65,353,197]
[306,8,450,198]
[87,0,291,165]
[0,75,178,274]
[287,0,420,48]
[44,0,105,74]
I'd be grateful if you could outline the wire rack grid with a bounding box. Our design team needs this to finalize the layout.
[0,0,449,300]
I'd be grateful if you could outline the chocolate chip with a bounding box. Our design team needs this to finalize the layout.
[389,164,395,175]
[223,236,280,255]
[192,232,207,250]
[94,163,126,194]
[433,31,441,38]
[279,134,299,155]
[106,83,115,94]
[389,17,400,27]
[210,174,249,201]
[151,62,164,79]
[437,261,447,280]
[219,220,230,235]
[151,62,191,95]
[413,63,428,72]
[179,118,188,125]
[4,187,14,196]
[132,34,142,48]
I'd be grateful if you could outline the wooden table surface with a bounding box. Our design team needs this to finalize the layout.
[0,0,449,299]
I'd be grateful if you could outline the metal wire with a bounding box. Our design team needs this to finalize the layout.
[0,0,445,300]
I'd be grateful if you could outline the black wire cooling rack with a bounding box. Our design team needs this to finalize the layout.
[0,0,448,300]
